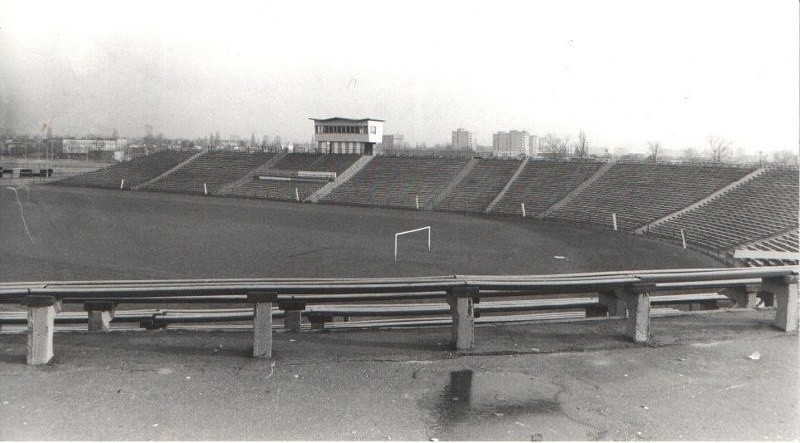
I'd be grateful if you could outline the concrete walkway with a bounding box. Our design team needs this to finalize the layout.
[0,309,797,440]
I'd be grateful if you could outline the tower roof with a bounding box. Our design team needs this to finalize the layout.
[309,117,385,123]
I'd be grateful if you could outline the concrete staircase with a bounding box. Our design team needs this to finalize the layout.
[216,152,287,195]
[635,167,768,234]
[485,158,528,213]
[542,161,615,218]
[306,155,374,203]
[133,150,205,190]
[428,158,479,209]
[731,227,799,252]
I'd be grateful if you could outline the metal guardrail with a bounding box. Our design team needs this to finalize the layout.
[2,266,797,365]
[3,267,794,299]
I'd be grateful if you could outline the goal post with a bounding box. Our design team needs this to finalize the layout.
[394,226,431,261]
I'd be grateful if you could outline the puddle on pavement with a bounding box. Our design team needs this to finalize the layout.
[428,369,562,436]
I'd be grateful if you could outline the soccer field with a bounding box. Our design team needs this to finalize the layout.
[0,185,721,282]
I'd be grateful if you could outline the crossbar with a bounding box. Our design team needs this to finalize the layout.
[394,226,431,261]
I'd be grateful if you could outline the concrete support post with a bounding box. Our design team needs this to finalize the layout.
[22,296,61,365]
[308,315,331,330]
[285,311,302,331]
[620,285,654,343]
[446,286,479,350]
[84,302,116,332]
[721,284,762,308]
[762,275,799,332]
[279,302,305,332]
[248,292,278,358]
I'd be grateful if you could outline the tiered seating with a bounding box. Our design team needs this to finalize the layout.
[738,231,799,267]
[270,153,359,174]
[271,153,324,171]
[436,158,522,213]
[323,156,470,209]
[141,151,274,195]
[649,168,799,250]
[307,154,361,174]
[548,163,753,230]
[221,154,360,201]
[55,150,196,189]
[493,160,604,216]
[226,179,324,201]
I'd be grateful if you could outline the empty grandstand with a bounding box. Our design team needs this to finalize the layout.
[140,151,275,195]
[546,162,755,230]
[221,153,361,201]
[648,167,799,252]
[492,160,605,216]
[52,153,799,266]
[54,150,197,190]
[271,153,361,173]
[321,156,470,209]
[736,230,799,267]
[436,158,523,213]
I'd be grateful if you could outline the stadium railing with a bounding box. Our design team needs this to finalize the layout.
[0,266,796,365]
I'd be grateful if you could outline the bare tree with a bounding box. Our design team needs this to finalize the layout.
[573,130,588,158]
[539,133,571,159]
[647,141,661,163]
[682,147,698,162]
[773,150,799,165]
[707,135,732,163]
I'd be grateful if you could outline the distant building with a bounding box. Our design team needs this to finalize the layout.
[529,135,539,155]
[380,134,405,152]
[61,138,129,155]
[492,130,530,156]
[311,117,384,155]
[451,128,474,150]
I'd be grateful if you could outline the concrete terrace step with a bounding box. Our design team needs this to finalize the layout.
[216,152,287,195]
[543,160,615,217]
[307,155,373,202]
[485,158,529,213]
[636,167,768,234]
[133,150,206,190]
[428,158,479,209]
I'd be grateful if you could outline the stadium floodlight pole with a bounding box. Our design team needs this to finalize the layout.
[394,226,431,261]
[612,213,618,231]
[521,203,526,218]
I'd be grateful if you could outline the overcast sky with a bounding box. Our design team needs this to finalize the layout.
[0,0,798,153]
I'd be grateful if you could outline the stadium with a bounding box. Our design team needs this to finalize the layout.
[1,1,798,439]
[2,149,797,328]
[2,136,799,440]
[22,149,800,267]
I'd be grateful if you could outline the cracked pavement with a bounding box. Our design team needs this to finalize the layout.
[0,309,797,440]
